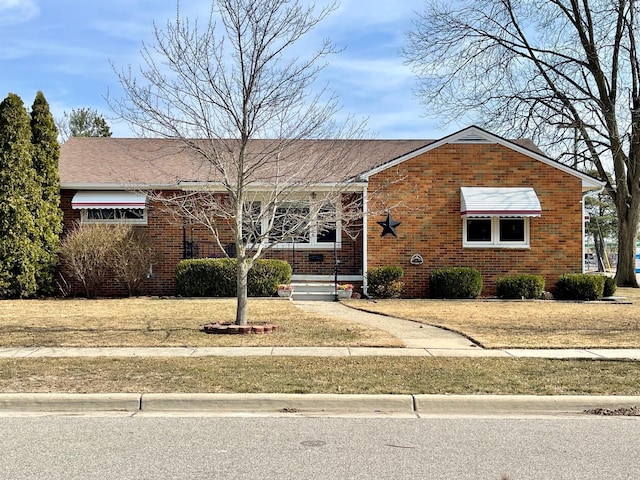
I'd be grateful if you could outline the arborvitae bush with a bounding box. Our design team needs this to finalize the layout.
[30,91,63,295]
[496,274,545,299]
[175,258,291,297]
[430,267,482,298]
[0,93,40,298]
[366,266,404,298]
[555,273,605,301]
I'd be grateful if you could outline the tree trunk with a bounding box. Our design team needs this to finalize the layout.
[615,206,640,287]
[594,234,605,272]
[235,258,250,325]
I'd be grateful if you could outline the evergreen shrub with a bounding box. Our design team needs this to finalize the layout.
[496,274,545,299]
[602,275,617,297]
[366,266,404,298]
[555,273,605,301]
[175,258,291,297]
[430,267,482,298]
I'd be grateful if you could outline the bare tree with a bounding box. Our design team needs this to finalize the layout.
[404,0,640,287]
[109,0,368,324]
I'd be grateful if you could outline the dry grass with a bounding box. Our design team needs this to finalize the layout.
[0,297,400,348]
[345,287,640,348]
[0,357,638,395]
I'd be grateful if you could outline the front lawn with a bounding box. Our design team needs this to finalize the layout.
[0,297,400,348]
[345,287,640,349]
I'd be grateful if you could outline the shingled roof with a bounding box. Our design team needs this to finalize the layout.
[58,129,549,189]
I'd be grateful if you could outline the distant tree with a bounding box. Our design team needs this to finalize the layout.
[58,107,112,141]
[30,91,63,294]
[585,190,617,271]
[0,93,41,297]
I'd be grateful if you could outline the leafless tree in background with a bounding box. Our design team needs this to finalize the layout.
[109,0,368,324]
[404,0,640,287]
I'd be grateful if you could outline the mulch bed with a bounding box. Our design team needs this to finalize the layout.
[201,322,280,335]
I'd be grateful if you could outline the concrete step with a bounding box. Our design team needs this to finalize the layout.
[291,282,336,301]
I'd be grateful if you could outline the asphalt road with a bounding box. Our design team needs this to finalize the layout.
[1,414,638,479]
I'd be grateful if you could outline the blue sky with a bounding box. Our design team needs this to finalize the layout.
[0,0,460,139]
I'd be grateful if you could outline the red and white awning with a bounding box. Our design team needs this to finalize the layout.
[460,187,541,217]
[71,191,147,209]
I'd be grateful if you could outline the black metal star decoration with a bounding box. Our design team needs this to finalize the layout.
[377,213,401,237]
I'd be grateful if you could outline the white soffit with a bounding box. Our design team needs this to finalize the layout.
[460,187,541,217]
[71,191,147,209]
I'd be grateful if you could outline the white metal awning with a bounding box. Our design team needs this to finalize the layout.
[71,191,147,209]
[460,187,541,217]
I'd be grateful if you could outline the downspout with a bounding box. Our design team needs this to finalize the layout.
[362,187,369,296]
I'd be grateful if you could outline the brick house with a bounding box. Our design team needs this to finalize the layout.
[59,125,602,297]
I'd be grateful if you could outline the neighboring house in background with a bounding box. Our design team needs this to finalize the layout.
[58,126,603,298]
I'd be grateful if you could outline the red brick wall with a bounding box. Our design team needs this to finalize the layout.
[366,143,584,297]
[59,190,363,297]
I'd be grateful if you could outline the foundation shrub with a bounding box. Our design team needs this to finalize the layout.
[366,266,404,298]
[175,258,291,297]
[59,223,153,298]
[602,275,617,297]
[430,267,482,299]
[555,273,605,300]
[247,260,292,297]
[496,274,545,299]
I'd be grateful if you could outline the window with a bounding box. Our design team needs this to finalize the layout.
[463,217,529,247]
[316,202,337,243]
[73,191,148,225]
[272,203,311,243]
[83,208,147,224]
[466,219,492,242]
[245,196,342,248]
[460,187,538,248]
[499,218,525,242]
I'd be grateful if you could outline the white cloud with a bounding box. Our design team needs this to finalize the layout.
[0,0,39,25]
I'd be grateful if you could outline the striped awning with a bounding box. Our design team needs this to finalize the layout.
[71,191,147,209]
[460,187,541,217]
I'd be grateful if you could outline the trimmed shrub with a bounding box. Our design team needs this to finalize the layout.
[430,267,482,299]
[602,275,617,297]
[555,273,605,301]
[247,260,292,297]
[366,266,404,299]
[496,274,545,299]
[175,258,291,297]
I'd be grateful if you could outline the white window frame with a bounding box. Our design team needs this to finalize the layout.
[462,216,530,248]
[246,196,342,250]
[81,207,148,225]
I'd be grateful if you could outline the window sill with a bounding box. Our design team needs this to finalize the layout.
[463,244,530,249]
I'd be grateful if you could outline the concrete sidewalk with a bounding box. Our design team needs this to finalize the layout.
[2,346,640,359]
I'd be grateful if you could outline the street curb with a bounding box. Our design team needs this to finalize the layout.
[1,393,639,415]
[0,393,140,412]
[141,393,414,414]
[414,395,640,415]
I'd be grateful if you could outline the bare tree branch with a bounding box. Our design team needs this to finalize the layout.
[404,0,640,286]
[109,0,369,324]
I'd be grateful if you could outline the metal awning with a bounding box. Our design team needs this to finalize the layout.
[460,187,541,217]
[71,191,147,209]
